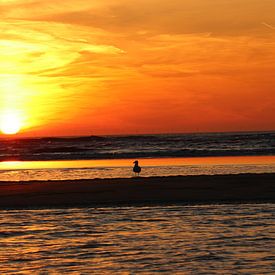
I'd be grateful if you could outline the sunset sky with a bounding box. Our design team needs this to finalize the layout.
[0,0,274,137]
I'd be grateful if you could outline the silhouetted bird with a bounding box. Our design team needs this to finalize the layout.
[133,160,141,176]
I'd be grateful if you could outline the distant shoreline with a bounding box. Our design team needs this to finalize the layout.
[0,173,274,209]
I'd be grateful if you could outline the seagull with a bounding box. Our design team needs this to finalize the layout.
[133,160,141,176]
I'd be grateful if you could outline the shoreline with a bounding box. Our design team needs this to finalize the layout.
[0,173,274,209]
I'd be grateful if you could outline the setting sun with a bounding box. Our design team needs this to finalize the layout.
[0,112,21,135]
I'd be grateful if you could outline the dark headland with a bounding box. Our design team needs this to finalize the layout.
[0,173,274,209]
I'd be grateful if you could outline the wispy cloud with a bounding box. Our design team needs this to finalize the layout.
[0,20,124,75]
[262,22,275,30]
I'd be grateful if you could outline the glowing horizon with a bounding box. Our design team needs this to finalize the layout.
[0,0,275,137]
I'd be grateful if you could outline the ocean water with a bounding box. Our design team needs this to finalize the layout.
[0,131,274,181]
[0,133,274,274]
[0,204,274,274]
[0,132,274,161]
[0,156,275,181]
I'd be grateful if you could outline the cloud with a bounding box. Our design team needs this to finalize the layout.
[262,22,275,30]
[140,64,200,78]
[0,20,124,75]
[1,0,274,35]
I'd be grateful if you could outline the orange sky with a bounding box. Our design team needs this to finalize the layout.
[0,0,274,137]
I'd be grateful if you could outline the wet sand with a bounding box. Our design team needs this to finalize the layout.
[0,173,274,208]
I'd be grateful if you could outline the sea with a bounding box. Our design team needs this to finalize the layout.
[0,131,274,274]
[0,131,274,181]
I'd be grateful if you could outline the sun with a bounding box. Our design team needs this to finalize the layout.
[0,112,22,135]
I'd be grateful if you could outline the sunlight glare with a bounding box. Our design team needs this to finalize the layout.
[0,112,21,135]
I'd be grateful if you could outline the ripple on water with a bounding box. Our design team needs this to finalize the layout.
[0,203,274,274]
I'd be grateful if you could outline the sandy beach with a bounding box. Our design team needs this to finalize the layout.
[0,173,274,208]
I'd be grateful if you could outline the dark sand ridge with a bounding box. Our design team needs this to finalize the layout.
[0,173,274,209]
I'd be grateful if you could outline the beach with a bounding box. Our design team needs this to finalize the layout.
[0,173,274,208]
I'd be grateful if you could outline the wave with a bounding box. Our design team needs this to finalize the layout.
[0,131,274,161]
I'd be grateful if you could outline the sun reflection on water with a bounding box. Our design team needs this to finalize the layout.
[1,156,275,170]
[0,156,274,182]
[0,204,274,274]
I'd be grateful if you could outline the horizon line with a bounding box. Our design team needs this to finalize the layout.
[1,129,274,140]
